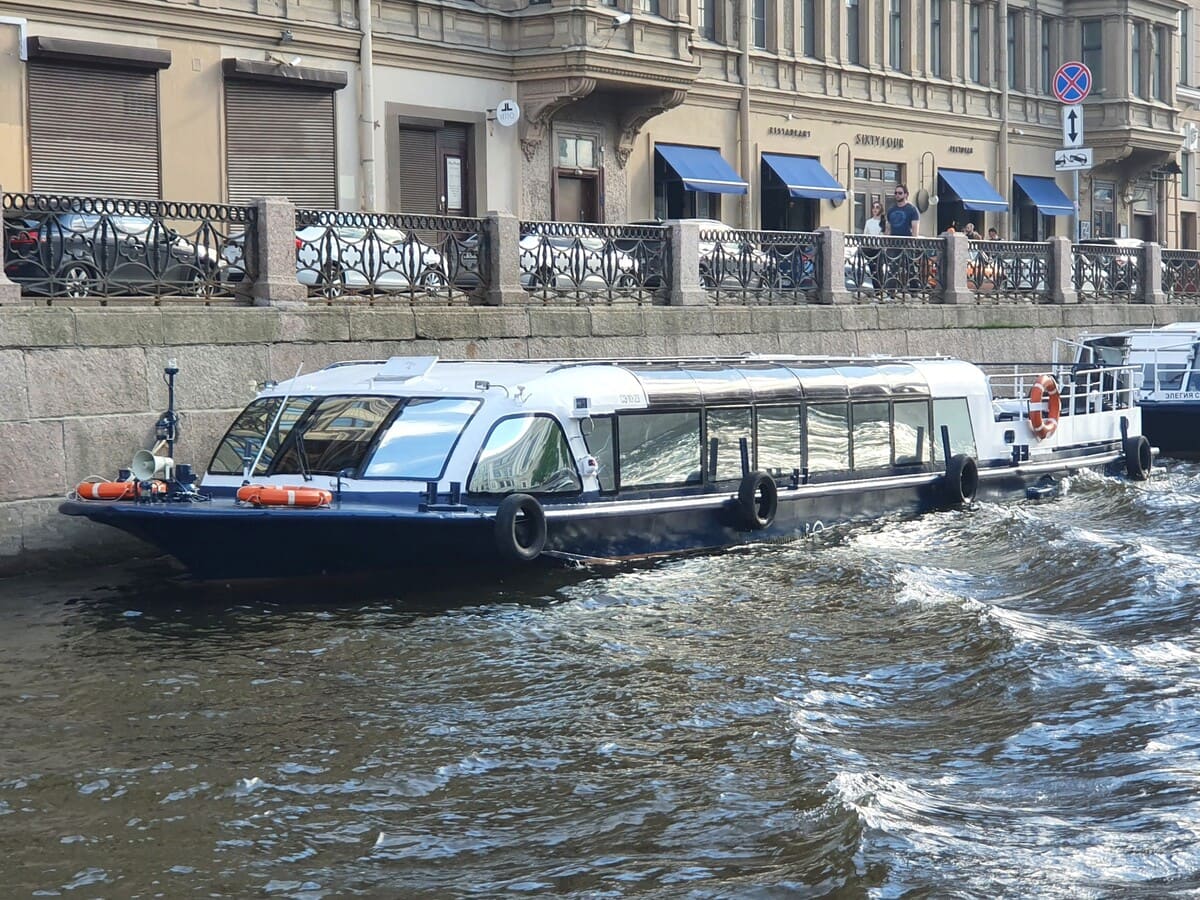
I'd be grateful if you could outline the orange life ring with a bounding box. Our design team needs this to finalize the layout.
[1028,374,1061,440]
[236,484,332,508]
[77,480,136,500]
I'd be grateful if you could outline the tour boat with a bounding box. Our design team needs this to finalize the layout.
[1076,323,1200,458]
[60,350,1152,580]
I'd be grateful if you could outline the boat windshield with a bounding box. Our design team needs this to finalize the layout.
[208,396,315,477]
[271,396,399,476]
[363,398,481,480]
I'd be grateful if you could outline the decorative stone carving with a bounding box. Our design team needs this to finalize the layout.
[614,88,688,168]
[517,77,597,161]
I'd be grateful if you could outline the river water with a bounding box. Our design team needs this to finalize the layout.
[3,462,1200,898]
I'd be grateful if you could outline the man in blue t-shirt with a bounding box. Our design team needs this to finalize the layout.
[886,183,920,236]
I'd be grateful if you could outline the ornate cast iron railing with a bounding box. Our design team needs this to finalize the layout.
[1162,250,1200,302]
[967,240,1050,303]
[696,228,821,305]
[517,221,668,305]
[1072,244,1141,301]
[845,235,943,302]
[2,193,254,302]
[294,209,488,303]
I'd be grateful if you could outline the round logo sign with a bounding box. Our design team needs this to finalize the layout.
[1053,62,1092,104]
[495,99,521,128]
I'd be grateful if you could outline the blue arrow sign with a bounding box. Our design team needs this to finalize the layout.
[1053,62,1092,104]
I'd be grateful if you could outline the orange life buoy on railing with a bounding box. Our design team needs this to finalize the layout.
[1028,374,1061,440]
[76,480,136,501]
[236,484,332,508]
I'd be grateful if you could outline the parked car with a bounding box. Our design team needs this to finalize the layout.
[519,225,640,290]
[1075,237,1142,292]
[222,225,447,298]
[3,212,221,298]
[627,218,772,289]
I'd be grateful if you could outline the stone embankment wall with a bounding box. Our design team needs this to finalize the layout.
[2,302,1196,575]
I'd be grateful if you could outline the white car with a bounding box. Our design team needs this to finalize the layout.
[296,226,446,298]
[519,226,640,290]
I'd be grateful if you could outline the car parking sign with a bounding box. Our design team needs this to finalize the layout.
[1053,62,1092,104]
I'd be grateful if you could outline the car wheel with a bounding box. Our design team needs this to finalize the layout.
[319,262,345,299]
[420,271,446,288]
[699,267,717,289]
[61,263,97,298]
[615,272,639,288]
[188,267,218,299]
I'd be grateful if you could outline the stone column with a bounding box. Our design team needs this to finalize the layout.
[251,197,306,306]
[816,227,850,304]
[669,219,708,306]
[1047,236,1078,304]
[939,233,972,304]
[484,212,527,306]
[1141,242,1165,304]
[0,183,27,305]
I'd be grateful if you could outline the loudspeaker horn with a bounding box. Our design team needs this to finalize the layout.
[132,450,173,481]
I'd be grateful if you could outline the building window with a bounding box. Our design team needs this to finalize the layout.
[802,0,817,56]
[753,0,767,48]
[847,0,861,65]
[969,5,981,83]
[638,0,660,12]
[1184,151,1193,199]
[1093,181,1115,238]
[1007,10,1019,90]
[1132,23,1143,98]
[930,0,942,77]
[1183,10,1192,86]
[889,0,903,71]
[1152,26,1164,99]
[697,0,716,40]
[1041,18,1054,95]
[1082,19,1103,91]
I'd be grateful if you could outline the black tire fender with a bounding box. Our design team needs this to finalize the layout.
[943,454,979,508]
[736,471,778,531]
[494,493,547,562]
[1124,435,1152,481]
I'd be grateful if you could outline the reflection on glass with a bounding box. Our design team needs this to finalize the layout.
[932,398,977,461]
[707,407,753,481]
[469,415,581,494]
[583,416,616,492]
[274,396,399,476]
[365,398,480,479]
[757,406,802,474]
[852,402,891,469]
[209,396,314,476]
[619,412,701,487]
[893,400,930,465]
[808,403,850,471]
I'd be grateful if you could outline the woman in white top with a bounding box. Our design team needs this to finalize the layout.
[860,200,885,289]
[864,201,885,235]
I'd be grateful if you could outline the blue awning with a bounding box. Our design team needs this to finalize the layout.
[937,169,1009,212]
[1013,175,1074,216]
[761,153,846,201]
[656,144,748,195]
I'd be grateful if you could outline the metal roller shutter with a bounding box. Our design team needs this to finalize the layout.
[225,80,337,209]
[398,127,438,214]
[28,61,161,198]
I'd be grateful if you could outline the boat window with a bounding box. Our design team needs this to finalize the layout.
[893,400,931,465]
[582,415,616,492]
[807,403,850,471]
[1142,364,1186,391]
[618,411,702,488]
[757,406,802,475]
[852,402,891,469]
[706,407,753,482]
[208,395,314,476]
[932,398,976,462]
[364,398,481,480]
[468,415,582,495]
[271,396,399,476]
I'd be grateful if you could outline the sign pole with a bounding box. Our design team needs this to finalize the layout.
[1073,170,1080,241]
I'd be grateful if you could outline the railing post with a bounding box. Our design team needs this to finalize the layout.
[485,211,526,306]
[668,219,707,305]
[1141,242,1165,304]
[251,197,306,306]
[816,227,850,304]
[939,233,972,304]
[0,185,28,305]
[1048,237,1078,304]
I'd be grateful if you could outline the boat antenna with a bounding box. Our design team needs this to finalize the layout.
[245,364,303,483]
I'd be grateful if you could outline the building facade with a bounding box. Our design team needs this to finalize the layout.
[0,0,1194,242]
